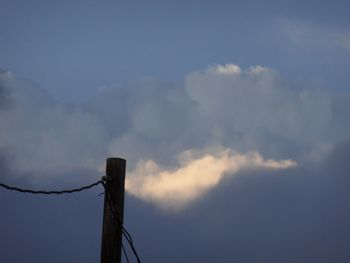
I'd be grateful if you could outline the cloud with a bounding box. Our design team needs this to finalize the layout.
[0,69,13,109]
[207,63,242,75]
[0,64,349,208]
[280,19,350,52]
[184,64,338,153]
[126,141,350,263]
[126,146,296,210]
[0,70,108,178]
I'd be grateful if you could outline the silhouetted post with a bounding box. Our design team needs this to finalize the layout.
[101,158,126,263]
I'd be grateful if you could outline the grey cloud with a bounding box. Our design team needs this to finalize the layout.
[1,64,350,206]
[1,65,350,262]
[0,72,108,179]
[0,69,12,109]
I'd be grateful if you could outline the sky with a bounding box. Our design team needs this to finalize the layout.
[1,0,350,262]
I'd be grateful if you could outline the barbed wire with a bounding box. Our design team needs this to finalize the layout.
[0,180,103,194]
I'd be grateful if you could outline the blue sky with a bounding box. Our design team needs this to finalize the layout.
[1,0,349,101]
[1,0,350,262]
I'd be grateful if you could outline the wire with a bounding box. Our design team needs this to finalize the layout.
[0,180,103,195]
[102,181,141,262]
[0,178,141,262]
[122,227,140,262]
[122,242,130,263]
[102,181,141,263]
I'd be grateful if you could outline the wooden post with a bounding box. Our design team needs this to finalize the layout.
[101,158,126,263]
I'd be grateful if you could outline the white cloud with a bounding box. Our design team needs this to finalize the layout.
[126,147,297,210]
[184,63,334,149]
[208,64,242,75]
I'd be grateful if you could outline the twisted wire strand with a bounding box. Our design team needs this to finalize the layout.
[0,181,103,195]
[0,178,141,262]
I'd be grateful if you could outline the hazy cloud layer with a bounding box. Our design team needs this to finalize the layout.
[1,64,349,208]
[0,71,107,178]
[280,19,350,52]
